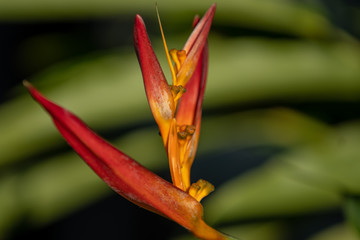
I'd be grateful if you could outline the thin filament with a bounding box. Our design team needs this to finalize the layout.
[156,4,177,85]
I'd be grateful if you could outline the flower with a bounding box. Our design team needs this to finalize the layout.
[134,4,215,198]
[25,4,236,240]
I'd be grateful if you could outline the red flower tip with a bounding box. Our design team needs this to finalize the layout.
[134,15,175,146]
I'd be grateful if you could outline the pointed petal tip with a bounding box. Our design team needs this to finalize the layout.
[207,3,217,20]
[24,80,43,102]
[23,81,43,101]
[133,14,147,49]
[23,80,38,95]
[23,80,31,88]
[204,3,216,20]
[178,3,214,87]
[209,3,216,12]
[134,14,146,33]
[135,14,143,23]
[133,11,175,145]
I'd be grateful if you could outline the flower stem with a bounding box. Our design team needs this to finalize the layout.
[192,219,240,240]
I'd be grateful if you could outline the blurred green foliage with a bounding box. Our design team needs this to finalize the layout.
[1,0,360,239]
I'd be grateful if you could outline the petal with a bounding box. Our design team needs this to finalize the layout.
[175,43,208,185]
[176,42,208,127]
[134,15,175,146]
[167,118,185,190]
[183,4,215,53]
[24,82,203,230]
[176,3,215,87]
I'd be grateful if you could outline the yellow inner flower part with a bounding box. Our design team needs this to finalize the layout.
[189,179,215,202]
[156,6,178,86]
[169,85,186,103]
[157,6,213,202]
[170,49,187,73]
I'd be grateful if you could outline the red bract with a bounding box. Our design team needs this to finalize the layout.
[26,4,236,240]
[134,14,175,146]
[134,4,215,196]
[24,82,220,238]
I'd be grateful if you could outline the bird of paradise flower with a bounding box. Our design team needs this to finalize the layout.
[25,4,238,240]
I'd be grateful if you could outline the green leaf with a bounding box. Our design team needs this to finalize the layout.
[2,36,360,167]
[0,0,336,41]
[205,121,360,225]
[172,222,286,240]
[344,196,360,237]
[205,163,341,225]
[307,223,359,240]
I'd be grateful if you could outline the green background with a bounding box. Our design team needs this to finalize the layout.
[0,0,360,239]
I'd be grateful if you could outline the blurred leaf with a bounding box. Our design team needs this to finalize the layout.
[19,154,109,226]
[173,222,286,240]
[205,162,341,225]
[344,196,360,237]
[1,1,359,239]
[0,154,110,237]
[279,121,360,193]
[216,0,334,39]
[0,125,166,237]
[200,108,330,153]
[2,36,360,166]
[206,38,360,108]
[0,174,23,239]
[0,0,334,41]
[307,223,359,240]
[0,51,149,166]
[0,108,330,237]
[218,222,286,240]
[204,121,360,224]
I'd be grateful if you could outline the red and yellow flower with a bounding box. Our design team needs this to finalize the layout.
[25,4,236,240]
